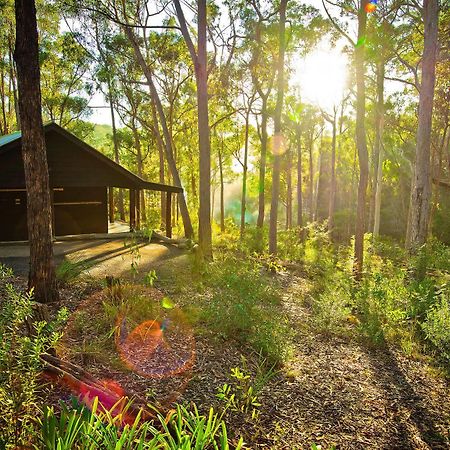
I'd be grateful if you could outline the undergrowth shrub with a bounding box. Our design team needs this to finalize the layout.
[422,288,450,363]
[39,397,243,449]
[200,255,293,364]
[0,265,67,448]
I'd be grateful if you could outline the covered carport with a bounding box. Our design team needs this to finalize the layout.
[0,122,182,241]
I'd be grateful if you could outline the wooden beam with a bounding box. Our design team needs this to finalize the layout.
[166,192,172,238]
[129,189,136,231]
[136,189,141,231]
[108,187,114,223]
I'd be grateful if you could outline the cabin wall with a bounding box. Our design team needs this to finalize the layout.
[0,186,107,241]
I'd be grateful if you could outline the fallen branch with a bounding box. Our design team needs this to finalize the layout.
[150,231,191,248]
[40,353,155,423]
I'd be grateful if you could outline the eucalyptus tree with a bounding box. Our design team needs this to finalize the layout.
[14,0,57,303]
[406,0,439,252]
[323,0,369,279]
[40,32,93,130]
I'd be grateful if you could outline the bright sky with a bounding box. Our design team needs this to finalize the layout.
[293,41,349,111]
[86,0,349,125]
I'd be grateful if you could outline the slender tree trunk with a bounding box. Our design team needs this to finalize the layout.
[174,0,212,258]
[196,5,212,258]
[257,98,268,228]
[9,34,20,130]
[107,77,125,221]
[353,0,369,279]
[131,121,146,223]
[296,126,303,230]
[328,109,337,233]
[406,0,439,252]
[150,98,166,228]
[240,111,250,238]
[314,146,322,221]
[268,0,287,255]
[373,61,385,237]
[286,146,292,229]
[122,26,194,239]
[218,146,225,233]
[308,131,314,222]
[14,0,57,303]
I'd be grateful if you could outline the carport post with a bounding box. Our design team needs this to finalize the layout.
[136,189,141,231]
[129,189,136,231]
[166,191,172,238]
[108,187,114,223]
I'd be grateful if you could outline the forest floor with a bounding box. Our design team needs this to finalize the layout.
[10,246,449,449]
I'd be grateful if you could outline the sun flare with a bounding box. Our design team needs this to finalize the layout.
[294,46,349,110]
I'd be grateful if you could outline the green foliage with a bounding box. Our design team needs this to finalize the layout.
[200,254,293,364]
[216,357,277,422]
[39,397,242,450]
[56,259,92,284]
[422,289,450,363]
[0,269,67,449]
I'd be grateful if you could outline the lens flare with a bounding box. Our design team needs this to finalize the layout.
[270,132,287,156]
[115,311,195,379]
[365,2,376,13]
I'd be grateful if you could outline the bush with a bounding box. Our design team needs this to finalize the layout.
[200,255,293,364]
[0,267,67,448]
[422,288,450,363]
[39,397,242,449]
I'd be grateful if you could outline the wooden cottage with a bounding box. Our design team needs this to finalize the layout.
[0,122,181,241]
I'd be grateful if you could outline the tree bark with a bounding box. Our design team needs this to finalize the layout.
[122,26,194,239]
[268,0,288,255]
[14,0,58,303]
[257,97,269,228]
[195,0,213,258]
[373,61,385,237]
[174,0,212,258]
[240,110,250,238]
[149,98,166,228]
[328,110,337,233]
[296,126,303,230]
[286,146,292,229]
[353,0,369,280]
[308,130,314,222]
[405,0,439,252]
[218,144,225,233]
[107,77,125,221]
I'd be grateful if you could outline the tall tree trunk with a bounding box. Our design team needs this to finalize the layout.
[9,33,20,130]
[308,130,314,222]
[150,98,166,228]
[314,146,322,221]
[373,61,385,237]
[286,146,292,229]
[174,0,212,258]
[257,97,269,228]
[405,0,439,252]
[353,0,369,280]
[196,0,212,258]
[240,110,250,238]
[296,126,303,230]
[131,121,146,223]
[218,145,225,233]
[328,109,337,233]
[107,77,125,221]
[14,0,57,303]
[122,26,194,239]
[268,0,287,255]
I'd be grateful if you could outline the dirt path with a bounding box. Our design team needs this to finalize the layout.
[253,277,450,449]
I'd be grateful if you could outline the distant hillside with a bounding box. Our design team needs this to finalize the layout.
[84,123,114,158]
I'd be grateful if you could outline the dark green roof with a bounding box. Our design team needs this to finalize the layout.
[0,130,21,147]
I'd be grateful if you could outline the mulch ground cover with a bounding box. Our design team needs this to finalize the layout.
[6,264,450,449]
